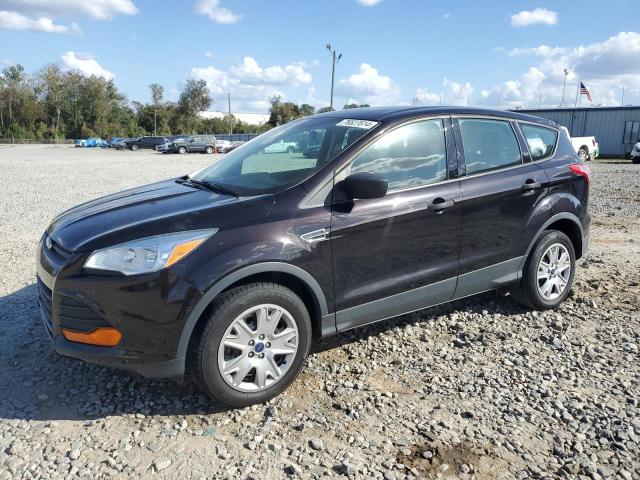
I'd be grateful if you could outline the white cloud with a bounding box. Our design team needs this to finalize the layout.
[0,0,137,20]
[510,8,558,27]
[204,50,215,59]
[229,57,311,87]
[337,63,400,105]
[468,31,640,108]
[0,10,79,33]
[61,51,115,80]
[356,0,382,5]
[194,0,242,24]
[416,78,474,106]
[189,57,313,112]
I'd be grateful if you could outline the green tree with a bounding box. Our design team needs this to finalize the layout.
[177,79,212,133]
[343,103,370,109]
[149,83,164,136]
[317,106,334,114]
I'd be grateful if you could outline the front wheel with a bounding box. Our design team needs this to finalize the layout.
[205,146,214,154]
[511,230,576,310]
[130,144,139,151]
[189,283,311,407]
[632,157,640,165]
[178,146,187,154]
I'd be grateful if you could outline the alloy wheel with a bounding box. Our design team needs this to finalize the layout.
[217,304,299,392]
[537,243,571,301]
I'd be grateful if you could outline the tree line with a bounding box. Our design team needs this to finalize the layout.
[0,63,369,141]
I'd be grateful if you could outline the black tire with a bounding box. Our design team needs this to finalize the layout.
[632,157,640,165]
[577,147,588,161]
[205,146,214,154]
[286,146,295,154]
[130,144,139,151]
[178,146,187,154]
[511,230,576,310]
[188,283,311,407]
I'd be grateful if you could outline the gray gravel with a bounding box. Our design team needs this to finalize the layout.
[0,146,638,479]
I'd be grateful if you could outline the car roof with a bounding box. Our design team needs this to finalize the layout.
[313,106,557,128]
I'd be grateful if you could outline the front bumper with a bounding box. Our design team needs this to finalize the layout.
[36,236,198,379]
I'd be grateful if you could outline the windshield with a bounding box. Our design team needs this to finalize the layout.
[189,117,375,195]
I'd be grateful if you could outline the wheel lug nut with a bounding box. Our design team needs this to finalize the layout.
[258,353,264,359]
[248,352,254,357]
[249,340,255,346]
[259,334,265,340]
[265,342,271,348]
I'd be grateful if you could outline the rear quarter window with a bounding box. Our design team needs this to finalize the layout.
[520,124,558,161]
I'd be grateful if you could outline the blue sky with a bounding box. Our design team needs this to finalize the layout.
[1,0,639,113]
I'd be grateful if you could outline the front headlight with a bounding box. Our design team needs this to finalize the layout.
[84,229,217,275]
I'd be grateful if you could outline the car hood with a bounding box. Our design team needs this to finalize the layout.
[47,179,275,252]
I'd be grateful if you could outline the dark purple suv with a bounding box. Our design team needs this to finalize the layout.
[37,107,590,407]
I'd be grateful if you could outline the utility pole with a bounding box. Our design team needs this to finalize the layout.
[227,93,232,135]
[539,90,542,109]
[560,68,569,107]
[326,44,342,111]
[621,86,625,106]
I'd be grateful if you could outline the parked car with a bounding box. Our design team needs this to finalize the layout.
[263,139,298,154]
[109,137,131,150]
[630,141,640,164]
[74,139,86,148]
[76,137,108,148]
[37,107,590,407]
[559,126,598,161]
[155,137,189,153]
[170,135,216,154]
[222,141,245,153]
[127,136,168,151]
[215,139,231,153]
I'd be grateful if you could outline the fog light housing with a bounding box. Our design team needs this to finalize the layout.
[62,327,122,347]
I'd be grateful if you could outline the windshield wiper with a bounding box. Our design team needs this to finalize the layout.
[176,177,238,197]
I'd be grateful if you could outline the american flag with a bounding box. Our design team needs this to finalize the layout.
[580,82,592,102]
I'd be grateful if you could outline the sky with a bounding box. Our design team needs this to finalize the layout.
[0,0,639,114]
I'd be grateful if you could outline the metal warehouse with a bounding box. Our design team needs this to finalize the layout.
[517,107,640,157]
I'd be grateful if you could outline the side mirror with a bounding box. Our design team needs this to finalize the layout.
[342,172,388,199]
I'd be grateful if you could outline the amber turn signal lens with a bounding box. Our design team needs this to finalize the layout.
[166,238,205,267]
[62,327,122,347]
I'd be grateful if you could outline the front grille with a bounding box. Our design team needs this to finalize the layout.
[37,277,53,337]
[59,295,110,332]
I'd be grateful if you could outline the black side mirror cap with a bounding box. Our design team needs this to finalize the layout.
[342,172,388,200]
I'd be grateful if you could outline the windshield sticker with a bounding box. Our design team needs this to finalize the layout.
[336,119,378,130]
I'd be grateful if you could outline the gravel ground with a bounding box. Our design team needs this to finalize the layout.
[0,145,638,480]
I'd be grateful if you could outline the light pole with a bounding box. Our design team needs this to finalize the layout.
[326,44,342,111]
[559,68,569,107]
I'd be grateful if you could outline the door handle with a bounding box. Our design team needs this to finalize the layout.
[428,198,455,212]
[522,180,542,191]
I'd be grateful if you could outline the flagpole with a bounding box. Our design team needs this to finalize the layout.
[621,86,625,106]
[574,81,580,108]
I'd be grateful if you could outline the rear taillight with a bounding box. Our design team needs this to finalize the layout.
[569,163,591,185]
[592,138,596,147]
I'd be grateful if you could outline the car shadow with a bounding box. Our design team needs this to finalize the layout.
[0,283,527,422]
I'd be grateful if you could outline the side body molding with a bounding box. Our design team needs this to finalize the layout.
[176,262,332,359]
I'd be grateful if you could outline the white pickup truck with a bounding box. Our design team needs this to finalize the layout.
[560,126,599,161]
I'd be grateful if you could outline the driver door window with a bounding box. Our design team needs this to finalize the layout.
[347,119,448,192]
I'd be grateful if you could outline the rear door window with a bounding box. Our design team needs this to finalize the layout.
[520,124,558,160]
[458,119,522,175]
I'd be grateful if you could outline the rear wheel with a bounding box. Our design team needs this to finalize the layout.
[178,146,187,154]
[286,146,295,153]
[577,147,588,161]
[130,144,139,151]
[632,156,640,165]
[189,283,311,407]
[511,230,575,310]
[205,146,214,154]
